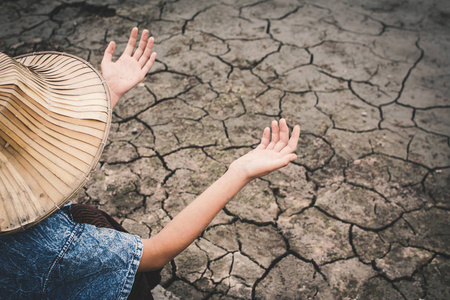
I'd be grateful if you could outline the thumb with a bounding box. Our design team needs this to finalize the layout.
[101,41,115,66]
[276,153,297,169]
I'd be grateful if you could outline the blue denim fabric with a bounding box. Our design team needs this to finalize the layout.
[0,203,143,300]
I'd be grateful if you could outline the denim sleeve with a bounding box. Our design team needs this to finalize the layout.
[44,220,143,300]
[0,206,143,300]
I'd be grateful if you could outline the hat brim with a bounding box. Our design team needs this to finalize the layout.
[0,51,111,234]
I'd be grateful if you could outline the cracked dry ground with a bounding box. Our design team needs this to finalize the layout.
[2,0,450,299]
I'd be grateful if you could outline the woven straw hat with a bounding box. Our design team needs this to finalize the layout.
[0,51,111,235]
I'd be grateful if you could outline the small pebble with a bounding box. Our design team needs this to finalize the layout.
[361,112,367,117]
[29,38,43,44]
[131,128,138,135]
[10,42,25,49]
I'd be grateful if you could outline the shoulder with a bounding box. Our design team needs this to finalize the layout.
[0,207,83,298]
[46,217,144,299]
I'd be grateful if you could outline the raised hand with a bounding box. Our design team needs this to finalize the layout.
[101,27,157,109]
[229,119,300,182]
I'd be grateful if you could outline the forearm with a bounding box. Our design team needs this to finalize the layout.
[138,167,249,271]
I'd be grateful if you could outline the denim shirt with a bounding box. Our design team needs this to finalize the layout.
[0,203,143,300]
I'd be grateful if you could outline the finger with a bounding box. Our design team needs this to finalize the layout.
[281,153,298,165]
[101,41,115,67]
[124,27,138,56]
[271,153,298,172]
[274,118,289,151]
[266,120,279,150]
[280,124,301,155]
[139,36,154,68]
[256,127,271,149]
[133,29,149,60]
[141,52,157,76]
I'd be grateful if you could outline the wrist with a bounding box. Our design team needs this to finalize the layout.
[226,162,252,186]
[108,89,122,110]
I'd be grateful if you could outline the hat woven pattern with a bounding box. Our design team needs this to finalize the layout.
[0,52,111,234]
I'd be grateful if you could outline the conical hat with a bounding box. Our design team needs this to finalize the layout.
[0,51,111,235]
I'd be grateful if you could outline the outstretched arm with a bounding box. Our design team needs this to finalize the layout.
[138,119,300,271]
[101,27,157,109]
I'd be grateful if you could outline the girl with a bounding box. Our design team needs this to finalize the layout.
[0,28,300,299]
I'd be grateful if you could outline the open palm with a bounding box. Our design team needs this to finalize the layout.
[101,27,156,109]
[230,119,301,182]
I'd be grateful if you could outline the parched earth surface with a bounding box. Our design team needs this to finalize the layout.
[2,0,449,299]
